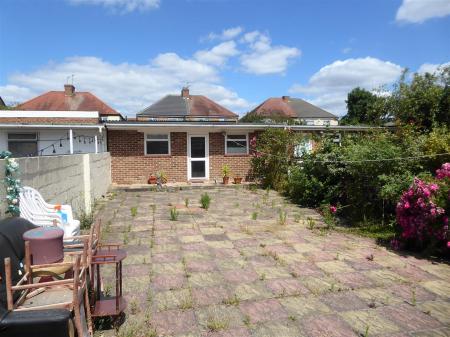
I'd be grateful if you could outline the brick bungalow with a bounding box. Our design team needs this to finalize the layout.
[106,88,372,185]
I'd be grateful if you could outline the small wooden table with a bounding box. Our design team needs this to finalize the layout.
[91,245,127,317]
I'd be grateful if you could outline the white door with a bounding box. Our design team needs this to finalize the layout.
[188,135,209,180]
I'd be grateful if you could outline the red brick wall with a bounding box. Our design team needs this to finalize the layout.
[108,130,254,184]
[209,132,253,182]
[108,130,187,184]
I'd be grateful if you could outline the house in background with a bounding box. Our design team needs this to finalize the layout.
[136,87,238,122]
[106,88,370,185]
[0,84,121,157]
[244,96,339,126]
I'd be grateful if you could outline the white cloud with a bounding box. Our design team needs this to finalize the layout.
[194,41,239,66]
[0,55,251,115]
[205,26,243,41]
[289,57,403,116]
[417,61,450,74]
[68,0,160,12]
[239,31,300,75]
[341,47,352,54]
[396,0,450,23]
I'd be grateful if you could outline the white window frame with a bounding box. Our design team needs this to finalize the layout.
[7,132,39,156]
[144,133,171,156]
[225,133,249,155]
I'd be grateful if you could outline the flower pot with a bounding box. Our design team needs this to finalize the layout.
[223,176,230,185]
[148,176,157,184]
[234,177,243,184]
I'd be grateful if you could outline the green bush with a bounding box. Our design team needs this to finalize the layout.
[252,126,450,228]
[200,192,211,210]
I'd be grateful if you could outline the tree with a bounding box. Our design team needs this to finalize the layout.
[390,66,449,130]
[341,87,384,125]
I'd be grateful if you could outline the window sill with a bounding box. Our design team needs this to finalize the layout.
[224,153,250,157]
[144,154,171,157]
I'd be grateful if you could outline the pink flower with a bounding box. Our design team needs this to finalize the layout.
[329,206,337,214]
[404,201,410,209]
[430,184,439,192]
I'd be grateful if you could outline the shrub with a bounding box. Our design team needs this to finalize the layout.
[395,163,449,251]
[130,207,137,217]
[170,207,179,221]
[79,209,94,230]
[200,193,211,210]
[251,128,302,190]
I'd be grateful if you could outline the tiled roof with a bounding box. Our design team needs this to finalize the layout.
[137,94,238,119]
[18,90,120,116]
[250,97,338,119]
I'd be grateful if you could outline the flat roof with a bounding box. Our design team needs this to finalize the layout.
[105,121,384,132]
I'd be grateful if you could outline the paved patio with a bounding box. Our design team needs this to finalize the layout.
[95,186,450,337]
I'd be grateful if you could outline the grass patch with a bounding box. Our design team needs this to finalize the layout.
[130,206,138,217]
[170,207,179,221]
[79,209,94,230]
[206,314,229,332]
[336,222,396,244]
[222,294,240,306]
[200,192,211,210]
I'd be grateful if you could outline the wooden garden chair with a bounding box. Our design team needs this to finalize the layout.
[4,248,93,336]
[64,219,102,285]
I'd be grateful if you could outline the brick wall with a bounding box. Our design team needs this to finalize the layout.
[108,130,187,184]
[108,130,254,184]
[209,132,253,182]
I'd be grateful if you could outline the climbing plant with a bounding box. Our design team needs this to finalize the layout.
[0,151,21,216]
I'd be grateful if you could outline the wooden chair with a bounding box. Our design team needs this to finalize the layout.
[64,219,102,285]
[4,246,93,336]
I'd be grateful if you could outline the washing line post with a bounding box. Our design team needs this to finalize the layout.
[69,129,74,154]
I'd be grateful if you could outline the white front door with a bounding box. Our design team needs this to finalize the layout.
[188,134,209,180]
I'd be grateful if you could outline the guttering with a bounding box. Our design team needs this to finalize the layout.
[0,110,99,118]
[0,124,104,130]
[104,122,385,132]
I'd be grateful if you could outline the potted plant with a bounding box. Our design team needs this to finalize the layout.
[222,164,231,184]
[156,170,168,184]
[233,174,243,184]
[148,174,157,184]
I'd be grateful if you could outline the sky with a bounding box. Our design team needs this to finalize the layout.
[0,0,449,117]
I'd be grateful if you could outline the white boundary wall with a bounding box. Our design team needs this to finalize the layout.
[0,153,111,218]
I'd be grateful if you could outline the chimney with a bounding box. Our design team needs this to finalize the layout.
[181,87,190,98]
[282,95,290,102]
[64,84,75,96]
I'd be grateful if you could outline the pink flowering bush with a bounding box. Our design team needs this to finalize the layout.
[395,163,450,251]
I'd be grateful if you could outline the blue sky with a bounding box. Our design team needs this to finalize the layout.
[0,0,449,116]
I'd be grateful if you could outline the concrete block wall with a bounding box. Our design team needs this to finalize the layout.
[0,153,111,218]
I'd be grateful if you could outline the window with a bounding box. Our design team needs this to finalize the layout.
[145,134,170,155]
[226,134,248,155]
[8,133,38,157]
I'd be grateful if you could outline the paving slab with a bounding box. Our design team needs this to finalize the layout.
[95,187,450,337]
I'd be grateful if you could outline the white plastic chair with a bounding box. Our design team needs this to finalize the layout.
[19,186,80,238]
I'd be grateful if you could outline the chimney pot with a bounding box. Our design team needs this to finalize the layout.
[282,95,290,102]
[181,87,190,98]
[64,84,75,96]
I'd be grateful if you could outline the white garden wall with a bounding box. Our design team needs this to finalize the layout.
[0,153,111,218]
